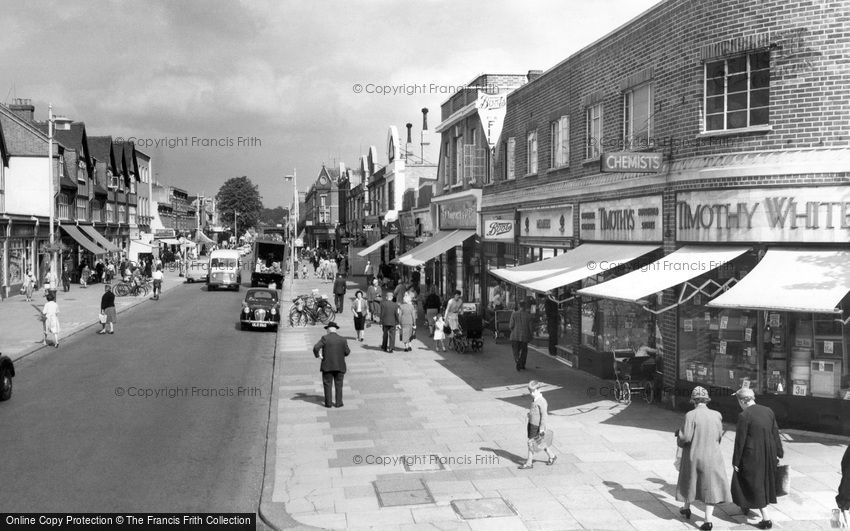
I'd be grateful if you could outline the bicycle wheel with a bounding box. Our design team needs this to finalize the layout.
[114,283,129,297]
[289,306,305,327]
[643,380,655,404]
[621,381,632,405]
[317,306,335,325]
[613,380,624,403]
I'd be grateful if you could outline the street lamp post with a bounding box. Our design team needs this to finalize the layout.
[47,104,55,287]
[285,169,297,293]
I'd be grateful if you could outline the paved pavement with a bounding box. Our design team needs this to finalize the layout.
[263,276,847,531]
[0,273,182,362]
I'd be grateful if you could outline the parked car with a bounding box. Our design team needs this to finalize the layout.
[185,258,210,283]
[240,288,281,331]
[0,354,14,401]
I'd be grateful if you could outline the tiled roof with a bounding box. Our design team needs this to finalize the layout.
[88,136,113,165]
[0,104,50,156]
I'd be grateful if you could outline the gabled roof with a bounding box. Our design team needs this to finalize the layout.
[88,135,114,168]
[0,116,8,165]
[0,103,52,156]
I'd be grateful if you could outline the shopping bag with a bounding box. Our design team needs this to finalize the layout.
[531,429,554,452]
[776,464,790,496]
[98,312,107,324]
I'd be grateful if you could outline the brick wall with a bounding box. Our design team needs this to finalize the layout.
[491,0,850,194]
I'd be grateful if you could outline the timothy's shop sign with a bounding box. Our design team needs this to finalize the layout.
[482,217,515,240]
[677,186,850,243]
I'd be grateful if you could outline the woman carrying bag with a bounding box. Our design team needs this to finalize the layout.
[675,386,730,530]
[518,380,557,469]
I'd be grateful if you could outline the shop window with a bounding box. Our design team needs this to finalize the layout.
[704,51,770,131]
[581,298,652,352]
[623,83,652,149]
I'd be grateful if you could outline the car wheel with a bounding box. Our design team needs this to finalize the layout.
[0,368,12,401]
[187,278,193,283]
[240,322,248,331]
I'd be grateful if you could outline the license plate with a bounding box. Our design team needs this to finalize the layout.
[252,322,268,328]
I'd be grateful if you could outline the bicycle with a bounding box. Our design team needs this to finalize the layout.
[289,294,335,327]
[114,279,150,297]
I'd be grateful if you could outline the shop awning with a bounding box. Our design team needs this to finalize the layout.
[158,238,182,245]
[490,243,659,294]
[577,246,751,303]
[396,230,476,267]
[707,248,850,313]
[61,225,106,256]
[78,224,121,253]
[194,231,215,244]
[357,234,396,257]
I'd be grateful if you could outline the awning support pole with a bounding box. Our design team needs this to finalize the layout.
[641,277,739,315]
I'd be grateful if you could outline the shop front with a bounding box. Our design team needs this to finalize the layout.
[669,186,850,434]
[481,212,517,315]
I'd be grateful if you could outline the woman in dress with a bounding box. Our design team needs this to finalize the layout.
[42,292,60,348]
[398,292,417,352]
[676,386,730,530]
[351,290,367,342]
[23,269,35,301]
[98,284,116,334]
[518,380,557,469]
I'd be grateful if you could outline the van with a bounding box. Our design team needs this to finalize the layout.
[208,249,242,291]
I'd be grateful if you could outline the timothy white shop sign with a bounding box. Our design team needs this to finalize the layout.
[677,186,850,243]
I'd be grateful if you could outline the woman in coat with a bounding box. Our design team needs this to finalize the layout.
[732,387,784,530]
[398,292,417,352]
[676,386,729,530]
[351,290,367,342]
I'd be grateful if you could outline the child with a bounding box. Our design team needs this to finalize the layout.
[301,262,308,279]
[433,315,447,351]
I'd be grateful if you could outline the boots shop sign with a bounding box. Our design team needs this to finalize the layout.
[677,187,850,243]
[482,217,515,240]
[579,195,662,242]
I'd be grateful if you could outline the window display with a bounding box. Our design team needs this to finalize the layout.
[581,298,652,352]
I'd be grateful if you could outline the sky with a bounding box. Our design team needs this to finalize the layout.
[1,0,661,208]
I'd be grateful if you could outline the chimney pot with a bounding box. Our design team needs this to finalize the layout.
[405,123,413,144]
[527,70,544,82]
[421,108,429,130]
[9,98,35,122]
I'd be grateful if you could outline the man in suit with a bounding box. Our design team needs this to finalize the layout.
[380,291,399,353]
[509,301,534,371]
[313,321,350,408]
[332,273,347,313]
[366,278,382,324]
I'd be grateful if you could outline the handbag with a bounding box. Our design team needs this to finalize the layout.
[531,428,554,452]
[776,464,790,496]
[443,325,452,334]
[98,312,107,324]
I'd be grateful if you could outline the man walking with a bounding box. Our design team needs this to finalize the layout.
[380,291,399,353]
[151,265,164,300]
[366,278,382,324]
[510,301,534,371]
[364,259,374,286]
[333,273,347,313]
[313,321,350,408]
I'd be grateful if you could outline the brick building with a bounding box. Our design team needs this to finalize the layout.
[483,0,850,433]
[303,165,341,250]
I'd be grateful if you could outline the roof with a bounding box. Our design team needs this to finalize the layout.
[88,136,114,167]
[0,115,7,164]
[0,103,52,156]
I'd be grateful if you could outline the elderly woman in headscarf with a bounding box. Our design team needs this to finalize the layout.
[676,386,730,531]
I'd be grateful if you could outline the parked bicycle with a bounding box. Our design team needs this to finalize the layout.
[114,278,151,297]
[288,293,335,327]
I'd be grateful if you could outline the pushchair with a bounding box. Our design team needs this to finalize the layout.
[449,313,484,353]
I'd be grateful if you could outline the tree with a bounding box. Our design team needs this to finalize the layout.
[215,176,263,233]
[259,206,288,227]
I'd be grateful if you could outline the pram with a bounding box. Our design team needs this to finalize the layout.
[449,313,484,353]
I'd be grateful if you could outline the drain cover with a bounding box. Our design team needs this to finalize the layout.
[373,477,434,508]
[451,498,516,519]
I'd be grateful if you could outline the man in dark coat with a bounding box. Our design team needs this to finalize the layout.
[509,301,534,371]
[313,321,350,408]
[332,274,347,313]
[732,387,784,529]
[380,292,399,353]
[836,445,850,525]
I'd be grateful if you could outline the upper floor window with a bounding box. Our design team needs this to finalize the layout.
[77,161,86,183]
[107,171,118,190]
[550,116,570,168]
[57,193,71,220]
[623,83,652,148]
[454,136,463,186]
[130,179,136,194]
[585,103,603,160]
[526,130,538,175]
[319,194,328,223]
[75,197,87,220]
[704,51,770,131]
[506,138,515,180]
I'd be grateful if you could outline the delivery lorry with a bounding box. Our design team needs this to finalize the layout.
[251,238,287,288]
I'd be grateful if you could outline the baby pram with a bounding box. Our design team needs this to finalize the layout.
[449,313,484,353]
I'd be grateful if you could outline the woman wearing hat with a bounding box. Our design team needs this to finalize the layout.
[676,386,730,530]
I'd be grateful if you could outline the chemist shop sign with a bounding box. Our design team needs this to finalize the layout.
[579,195,662,242]
[677,186,850,243]
[482,216,515,240]
[439,197,477,230]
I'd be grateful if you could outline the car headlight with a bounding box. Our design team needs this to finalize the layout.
[270,307,277,315]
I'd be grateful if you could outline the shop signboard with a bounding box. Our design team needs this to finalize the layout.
[476,93,508,149]
[400,212,416,237]
[482,217,515,241]
[600,152,663,173]
[439,197,477,230]
[154,228,175,239]
[415,211,433,234]
[579,195,662,241]
[677,186,850,243]
[518,206,574,239]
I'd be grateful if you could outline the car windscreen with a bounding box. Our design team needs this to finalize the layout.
[210,258,238,269]
[246,291,277,302]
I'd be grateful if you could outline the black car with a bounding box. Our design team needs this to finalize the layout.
[0,354,14,401]
[240,288,281,331]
